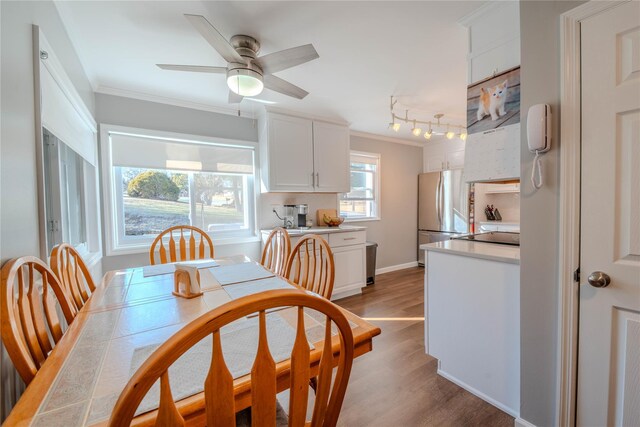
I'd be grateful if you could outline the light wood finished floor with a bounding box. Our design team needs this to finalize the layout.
[334,267,514,427]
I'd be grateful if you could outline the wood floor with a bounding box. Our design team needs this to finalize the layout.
[334,267,514,427]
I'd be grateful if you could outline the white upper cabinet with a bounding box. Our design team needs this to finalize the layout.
[259,111,350,193]
[459,1,521,84]
[262,113,314,192]
[446,149,465,170]
[312,121,350,192]
[423,139,466,173]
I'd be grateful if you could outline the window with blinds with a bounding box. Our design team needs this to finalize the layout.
[104,130,256,252]
[339,151,381,221]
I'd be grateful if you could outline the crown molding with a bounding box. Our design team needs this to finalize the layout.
[349,130,427,147]
[262,106,350,126]
[95,86,257,119]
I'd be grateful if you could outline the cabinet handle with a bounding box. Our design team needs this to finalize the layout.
[343,237,356,240]
[316,172,320,187]
[446,161,450,169]
[441,161,445,170]
[311,172,315,187]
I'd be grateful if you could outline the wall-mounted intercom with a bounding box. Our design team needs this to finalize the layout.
[527,104,552,189]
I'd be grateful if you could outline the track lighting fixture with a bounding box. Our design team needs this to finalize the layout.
[388,96,467,141]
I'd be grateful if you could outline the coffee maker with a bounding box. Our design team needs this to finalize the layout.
[283,204,309,229]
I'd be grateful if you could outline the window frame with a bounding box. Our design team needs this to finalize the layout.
[34,28,102,269]
[100,124,261,256]
[339,150,381,222]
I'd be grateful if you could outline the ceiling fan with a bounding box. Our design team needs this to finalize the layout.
[157,14,319,103]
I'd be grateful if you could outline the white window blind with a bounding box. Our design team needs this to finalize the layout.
[110,133,254,174]
[40,61,97,166]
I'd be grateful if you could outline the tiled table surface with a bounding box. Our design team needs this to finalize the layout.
[7,256,380,426]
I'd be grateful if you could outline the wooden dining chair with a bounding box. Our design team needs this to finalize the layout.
[108,289,354,427]
[285,235,335,300]
[149,225,214,265]
[1,256,77,385]
[260,227,292,276]
[50,243,96,312]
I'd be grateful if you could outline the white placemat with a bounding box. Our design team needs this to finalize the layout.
[223,276,294,300]
[129,314,297,415]
[209,262,275,285]
[142,259,219,277]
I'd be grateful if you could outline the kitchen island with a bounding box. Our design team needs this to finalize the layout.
[421,240,520,417]
[261,225,367,300]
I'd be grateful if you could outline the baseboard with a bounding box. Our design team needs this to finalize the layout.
[514,417,536,427]
[437,369,519,418]
[375,261,419,275]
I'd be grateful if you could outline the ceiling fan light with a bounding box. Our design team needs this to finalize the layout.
[391,123,401,132]
[412,127,422,137]
[446,131,455,140]
[424,129,433,140]
[227,69,264,97]
[460,131,468,141]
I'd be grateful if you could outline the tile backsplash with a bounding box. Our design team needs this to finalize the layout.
[474,184,520,223]
[259,193,339,229]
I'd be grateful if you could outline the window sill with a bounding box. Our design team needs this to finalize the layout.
[343,217,381,223]
[106,235,261,257]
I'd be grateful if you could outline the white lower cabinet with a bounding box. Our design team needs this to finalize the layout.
[331,245,366,299]
[261,229,366,300]
[425,250,520,416]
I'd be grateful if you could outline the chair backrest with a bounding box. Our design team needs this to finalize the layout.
[285,235,335,299]
[50,243,96,312]
[149,225,214,265]
[109,289,354,427]
[260,227,292,276]
[1,256,77,385]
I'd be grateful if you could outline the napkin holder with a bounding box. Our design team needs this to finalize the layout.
[173,264,203,299]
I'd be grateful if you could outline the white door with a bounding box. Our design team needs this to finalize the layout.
[578,2,640,426]
[312,121,350,192]
[268,114,314,192]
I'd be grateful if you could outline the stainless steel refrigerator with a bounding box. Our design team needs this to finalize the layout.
[418,170,470,266]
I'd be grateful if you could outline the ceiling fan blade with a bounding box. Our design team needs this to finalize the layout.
[184,14,245,64]
[256,44,319,74]
[263,75,309,99]
[228,91,244,104]
[157,64,227,73]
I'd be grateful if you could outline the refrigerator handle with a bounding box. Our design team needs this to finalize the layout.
[436,173,442,228]
[440,174,445,229]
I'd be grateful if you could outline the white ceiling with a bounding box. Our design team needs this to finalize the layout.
[54,1,483,142]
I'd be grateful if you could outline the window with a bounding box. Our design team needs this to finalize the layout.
[339,151,380,221]
[43,128,89,253]
[103,127,257,254]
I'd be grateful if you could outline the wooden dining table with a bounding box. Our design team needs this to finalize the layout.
[5,255,381,426]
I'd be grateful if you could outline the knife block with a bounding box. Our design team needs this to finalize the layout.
[173,265,203,299]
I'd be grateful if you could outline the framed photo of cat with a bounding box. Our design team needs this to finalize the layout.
[467,66,520,135]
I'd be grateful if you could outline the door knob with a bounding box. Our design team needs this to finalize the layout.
[587,271,611,288]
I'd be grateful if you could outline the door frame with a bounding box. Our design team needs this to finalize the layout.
[557,2,630,426]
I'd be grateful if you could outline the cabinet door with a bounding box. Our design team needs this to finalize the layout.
[424,153,445,172]
[267,114,314,192]
[332,245,366,298]
[312,121,350,192]
[445,149,465,170]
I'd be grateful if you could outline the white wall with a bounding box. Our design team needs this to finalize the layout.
[0,0,95,420]
[519,1,585,425]
[349,135,423,270]
[94,93,260,272]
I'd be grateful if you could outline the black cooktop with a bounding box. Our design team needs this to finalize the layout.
[453,232,520,246]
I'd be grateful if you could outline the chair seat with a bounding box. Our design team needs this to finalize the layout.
[236,401,289,426]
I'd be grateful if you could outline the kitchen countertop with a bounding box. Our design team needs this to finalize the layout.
[261,225,366,236]
[420,240,520,265]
